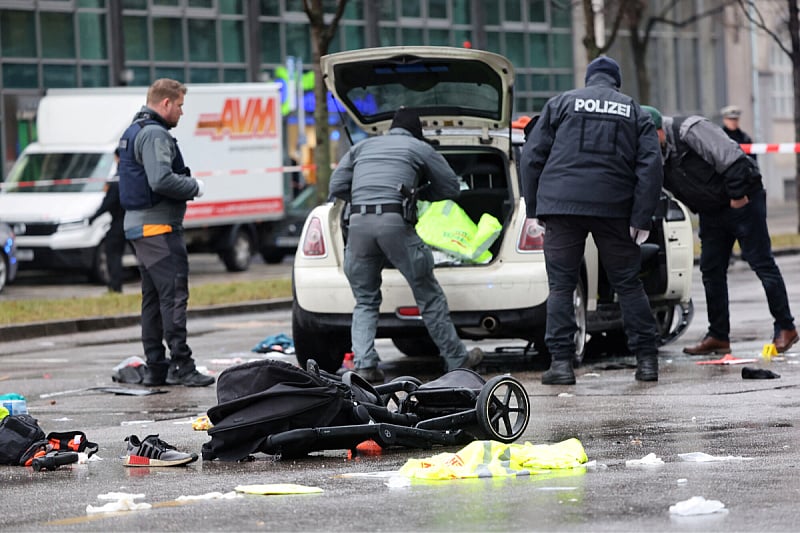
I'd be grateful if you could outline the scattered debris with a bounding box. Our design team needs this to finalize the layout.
[695,354,758,365]
[678,452,752,462]
[234,484,323,495]
[669,496,726,516]
[625,453,664,467]
[86,492,151,514]
[741,367,780,379]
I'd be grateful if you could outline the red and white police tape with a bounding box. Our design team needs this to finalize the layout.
[741,143,800,155]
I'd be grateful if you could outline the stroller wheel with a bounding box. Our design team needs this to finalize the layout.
[476,375,530,443]
[380,376,422,410]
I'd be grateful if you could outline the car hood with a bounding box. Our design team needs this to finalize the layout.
[320,46,514,133]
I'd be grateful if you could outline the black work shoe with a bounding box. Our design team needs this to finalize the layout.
[541,359,576,385]
[635,354,659,382]
[142,365,168,387]
[353,366,385,383]
[123,434,198,467]
[166,362,215,387]
[457,347,485,369]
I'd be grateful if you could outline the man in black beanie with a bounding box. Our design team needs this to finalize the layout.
[328,107,484,383]
[520,55,663,384]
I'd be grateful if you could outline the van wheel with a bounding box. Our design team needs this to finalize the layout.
[392,334,440,357]
[260,246,286,264]
[220,229,253,272]
[89,241,109,285]
[292,301,351,373]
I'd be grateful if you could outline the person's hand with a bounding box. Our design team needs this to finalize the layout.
[195,179,205,198]
[730,195,749,208]
[532,218,545,231]
[629,226,649,245]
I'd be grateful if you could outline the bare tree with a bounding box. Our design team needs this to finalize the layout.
[302,0,349,205]
[735,0,800,231]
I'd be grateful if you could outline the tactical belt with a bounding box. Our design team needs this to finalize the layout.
[351,204,403,215]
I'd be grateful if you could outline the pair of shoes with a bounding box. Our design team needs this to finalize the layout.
[635,354,659,382]
[541,359,575,385]
[123,434,198,467]
[166,362,215,387]
[774,328,798,353]
[353,366,385,383]
[457,347,484,369]
[683,335,730,355]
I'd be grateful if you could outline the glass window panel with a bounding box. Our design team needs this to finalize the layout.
[528,0,546,22]
[531,74,550,91]
[505,32,525,66]
[79,0,106,7]
[79,13,107,60]
[220,0,243,15]
[344,24,364,50]
[81,65,109,86]
[153,18,183,61]
[123,0,148,9]
[190,67,219,82]
[188,19,217,62]
[154,0,180,6]
[123,16,149,61]
[533,97,549,110]
[401,0,421,17]
[486,31,501,54]
[285,23,310,63]
[224,68,247,82]
[261,22,282,63]
[429,29,449,46]
[221,20,244,62]
[504,0,522,21]
[1,10,36,58]
[551,33,572,68]
[130,66,151,85]
[328,31,342,54]
[2,64,38,88]
[154,66,185,80]
[43,65,78,88]
[41,12,76,59]
[401,28,423,45]
[453,0,470,24]
[260,0,279,16]
[286,0,303,12]
[485,3,499,25]
[429,0,447,18]
[344,0,364,19]
[379,26,396,47]
[379,1,396,20]
[515,96,531,113]
[551,0,571,28]
[454,29,471,48]
[529,33,548,67]
[189,0,213,7]
[515,73,529,91]
[554,73,573,91]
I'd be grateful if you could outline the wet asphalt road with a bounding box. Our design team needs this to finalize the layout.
[1,254,799,531]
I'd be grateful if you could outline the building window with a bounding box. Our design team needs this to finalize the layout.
[153,17,184,61]
[124,16,150,61]
[41,12,76,59]
[2,64,38,89]
[221,20,245,63]
[1,10,37,58]
[261,22,282,63]
[43,65,78,88]
[188,18,217,62]
[79,12,107,60]
[81,65,110,86]
[285,23,310,64]
[770,42,792,119]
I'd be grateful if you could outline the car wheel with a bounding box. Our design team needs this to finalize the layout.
[220,228,253,272]
[573,281,588,366]
[655,300,694,346]
[292,300,351,373]
[391,334,440,357]
[0,253,7,293]
[260,246,286,264]
[89,241,109,285]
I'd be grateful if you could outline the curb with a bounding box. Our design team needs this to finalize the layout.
[0,298,294,343]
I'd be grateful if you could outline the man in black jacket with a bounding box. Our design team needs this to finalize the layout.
[642,105,797,355]
[520,56,663,384]
[89,148,125,293]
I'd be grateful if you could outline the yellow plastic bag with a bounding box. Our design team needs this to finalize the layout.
[414,200,501,263]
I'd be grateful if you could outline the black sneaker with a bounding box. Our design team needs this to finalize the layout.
[166,362,215,387]
[123,434,198,467]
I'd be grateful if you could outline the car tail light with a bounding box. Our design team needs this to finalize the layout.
[396,306,421,318]
[517,218,545,251]
[301,217,326,257]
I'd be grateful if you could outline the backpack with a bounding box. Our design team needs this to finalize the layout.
[0,414,46,466]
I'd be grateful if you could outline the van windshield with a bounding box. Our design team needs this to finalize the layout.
[2,152,113,193]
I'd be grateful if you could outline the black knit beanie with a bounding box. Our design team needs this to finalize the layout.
[585,56,621,88]
[390,107,423,140]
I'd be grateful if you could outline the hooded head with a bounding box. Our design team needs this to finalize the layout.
[641,105,662,130]
[585,56,621,88]
[390,107,424,140]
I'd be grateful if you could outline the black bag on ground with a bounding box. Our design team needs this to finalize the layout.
[201,359,361,462]
[0,414,46,466]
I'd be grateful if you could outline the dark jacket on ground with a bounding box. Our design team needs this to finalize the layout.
[662,115,762,214]
[519,73,663,230]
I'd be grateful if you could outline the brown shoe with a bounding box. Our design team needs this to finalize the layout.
[683,336,730,356]
[774,328,799,353]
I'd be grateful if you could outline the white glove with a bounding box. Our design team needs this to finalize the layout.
[629,226,649,246]
[195,179,205,198]
[532,218,545,231]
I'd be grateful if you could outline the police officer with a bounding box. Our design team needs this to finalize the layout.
[520,56,663,384]
[329,107,483,383]
[118,78,213,387]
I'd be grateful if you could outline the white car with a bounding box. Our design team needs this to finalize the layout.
[292,46,694,373]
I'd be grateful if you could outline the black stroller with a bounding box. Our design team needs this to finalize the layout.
[202,358,530,461]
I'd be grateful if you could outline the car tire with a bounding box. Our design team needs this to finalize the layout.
[536,281,588,367]
[292,300,352,373]
[220,228,253,272]
[89,241,109,286]
[0,253,7,293]
[391,334,440,357]
[260,246,286,264]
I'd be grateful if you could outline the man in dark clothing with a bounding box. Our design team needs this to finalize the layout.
[329,107,484,383]
[720,105,758,165]
[118,78,213,387]
[642,105,797,355]
[89,148,126,293]
[520,56,663,384]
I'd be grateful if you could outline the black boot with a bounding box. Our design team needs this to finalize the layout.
[542,359,576,385]
[635,353,659,382]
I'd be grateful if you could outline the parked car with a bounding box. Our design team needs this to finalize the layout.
[0,222,19,293]
[292,46,695,373]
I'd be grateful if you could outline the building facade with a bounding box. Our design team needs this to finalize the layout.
[0,0,794,203]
